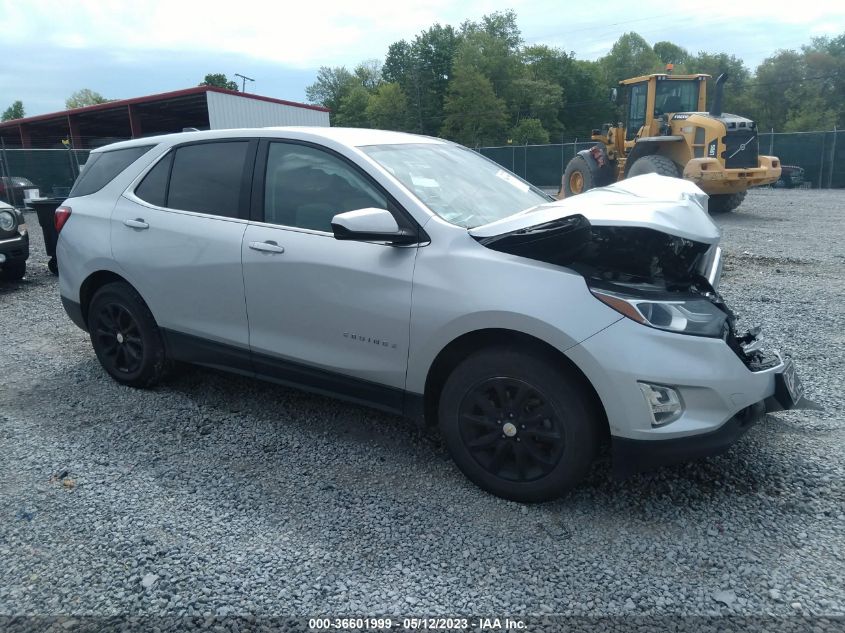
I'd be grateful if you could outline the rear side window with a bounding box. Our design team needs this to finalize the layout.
[167,142,249,218]
[70,145,153,197]
[135,153,173,207]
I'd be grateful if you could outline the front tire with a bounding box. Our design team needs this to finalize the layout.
[626,154,680,178]
[87,282,166,388]
[0,260,26,281]
[560,155,595,198]
[709,191,747,213]
[438,347,599,502]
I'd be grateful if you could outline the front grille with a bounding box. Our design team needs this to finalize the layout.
[722,130,759,168]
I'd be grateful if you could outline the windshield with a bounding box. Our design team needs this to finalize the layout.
[655,80,700,115]
[361,143,551,229]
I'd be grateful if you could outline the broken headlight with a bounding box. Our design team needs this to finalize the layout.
[591,289,728,337]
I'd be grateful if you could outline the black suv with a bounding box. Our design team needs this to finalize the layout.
[0,200,29,280]
[776,165,805,188]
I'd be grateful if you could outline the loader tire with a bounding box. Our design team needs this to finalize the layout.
[627,154,680,178]
[561,155,595,198]
[709,191,747,213]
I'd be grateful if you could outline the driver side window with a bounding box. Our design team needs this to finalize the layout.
[263,142,387,232]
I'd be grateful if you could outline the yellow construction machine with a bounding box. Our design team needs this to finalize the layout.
[560,71,781,212]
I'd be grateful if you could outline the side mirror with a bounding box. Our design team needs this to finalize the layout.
[609,87,618,104]
[330,208,418,245]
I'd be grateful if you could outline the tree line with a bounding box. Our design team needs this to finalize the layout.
[304,11,845,146]
[3,24,842,140]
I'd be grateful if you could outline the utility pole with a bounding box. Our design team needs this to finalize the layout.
[234,73,255,92]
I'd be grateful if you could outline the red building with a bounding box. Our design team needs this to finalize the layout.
[0,86,330,150]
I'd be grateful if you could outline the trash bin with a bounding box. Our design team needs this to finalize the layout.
[26,198,63,275]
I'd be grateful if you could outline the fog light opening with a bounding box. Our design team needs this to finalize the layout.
[638,382,684,427]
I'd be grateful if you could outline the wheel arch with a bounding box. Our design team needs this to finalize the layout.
[422,328,609,441]
[79,270,134,325]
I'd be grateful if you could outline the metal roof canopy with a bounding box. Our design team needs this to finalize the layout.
[0,86,329,149]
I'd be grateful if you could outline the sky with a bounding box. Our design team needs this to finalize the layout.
[2,0,843,117]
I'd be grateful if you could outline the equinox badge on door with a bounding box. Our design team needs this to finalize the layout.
[343,332,398,349]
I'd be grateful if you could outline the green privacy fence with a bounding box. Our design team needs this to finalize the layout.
[1,130,841,202]
[479,141,597,189]
[0,148,90,201]
[758,130,843,189]
[479,129,844,189]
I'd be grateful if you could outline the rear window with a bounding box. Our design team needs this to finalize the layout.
[135,152,173,207]
[70,145,153,197]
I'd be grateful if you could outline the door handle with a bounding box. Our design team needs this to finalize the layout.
[248,240,285,254]
[123,218,149,229]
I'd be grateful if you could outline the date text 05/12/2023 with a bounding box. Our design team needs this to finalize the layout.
[308,617,527,630]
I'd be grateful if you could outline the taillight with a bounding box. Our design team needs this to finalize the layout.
[55,206,72,233]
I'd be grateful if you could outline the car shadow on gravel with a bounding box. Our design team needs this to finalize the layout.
[0,276,41,295]
[0,265,56,295]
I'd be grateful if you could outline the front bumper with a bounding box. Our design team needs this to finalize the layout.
[0,232,30,264]
[684,156,781,193]
[565,316,793,472]
[611,400,766,477]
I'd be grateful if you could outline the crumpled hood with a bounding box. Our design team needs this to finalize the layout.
[469,174,720,245]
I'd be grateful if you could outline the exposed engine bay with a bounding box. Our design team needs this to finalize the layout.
[473,211,778,373]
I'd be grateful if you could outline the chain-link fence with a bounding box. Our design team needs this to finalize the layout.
[479,129,844,189]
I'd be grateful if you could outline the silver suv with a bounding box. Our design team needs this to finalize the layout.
[57,128,803,502]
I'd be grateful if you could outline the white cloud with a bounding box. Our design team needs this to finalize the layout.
[1,0,842,73]
[4,0,500,67]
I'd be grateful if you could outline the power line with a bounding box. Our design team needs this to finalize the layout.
[234,73,255,92]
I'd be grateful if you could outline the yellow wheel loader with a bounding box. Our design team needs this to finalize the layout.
[560,72,781,212]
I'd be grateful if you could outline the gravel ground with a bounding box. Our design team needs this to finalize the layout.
[0,189,843,626]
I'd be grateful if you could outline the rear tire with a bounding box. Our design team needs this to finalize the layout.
[627,154,680,178]
[561,155,595,198]
[438,347,599,502]
[709,191,747,213]
[87,282,167,388]
[0,260,26,281]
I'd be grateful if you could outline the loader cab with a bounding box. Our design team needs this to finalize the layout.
[621,74,710,143]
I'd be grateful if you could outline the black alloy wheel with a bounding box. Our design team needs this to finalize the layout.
[439,347,599,502]
[458,377,565,482]
[93,302,145,375]
[87,282,167,388]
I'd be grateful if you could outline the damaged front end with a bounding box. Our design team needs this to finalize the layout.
[470,175,802,409]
